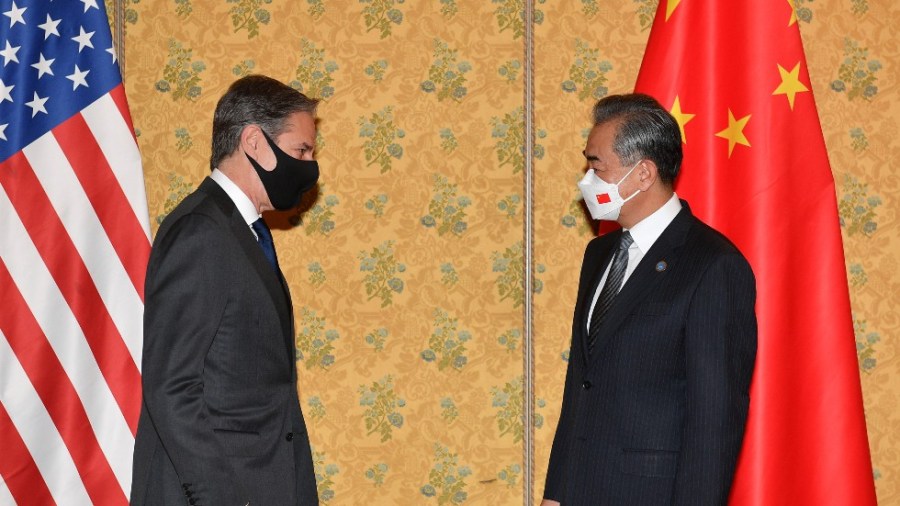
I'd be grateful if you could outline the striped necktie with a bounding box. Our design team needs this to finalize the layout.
[588,231,633,354]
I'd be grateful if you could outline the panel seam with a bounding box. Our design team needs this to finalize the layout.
[523,0,535,505]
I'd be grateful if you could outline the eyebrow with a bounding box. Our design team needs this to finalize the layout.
[582,150,599,162]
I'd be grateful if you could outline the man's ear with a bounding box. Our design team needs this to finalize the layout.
[239,124,262,159]
[637,159,659,191]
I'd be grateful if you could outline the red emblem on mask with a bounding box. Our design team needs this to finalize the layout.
[596,193,611,204]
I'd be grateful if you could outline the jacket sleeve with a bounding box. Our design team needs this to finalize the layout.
[543,335,582,501]
[673,252,757,505]
[543,239,601,501]
[141,214,248,505]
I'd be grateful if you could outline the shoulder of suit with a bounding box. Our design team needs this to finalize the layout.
[685,216,746,258]
[153,187,230,245]
[583,232,615,256]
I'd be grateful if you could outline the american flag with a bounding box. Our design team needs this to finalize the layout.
[0,0,149,504]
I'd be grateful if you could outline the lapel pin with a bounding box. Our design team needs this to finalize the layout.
[656,261,667,272]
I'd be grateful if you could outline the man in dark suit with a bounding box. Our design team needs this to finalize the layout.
[542,94,757,506]
[131,75,320,505]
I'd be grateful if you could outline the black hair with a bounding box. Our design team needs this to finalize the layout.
[210,75,319,170]
[592,93,682,186]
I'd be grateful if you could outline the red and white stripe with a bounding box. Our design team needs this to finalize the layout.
[0,84,149,506]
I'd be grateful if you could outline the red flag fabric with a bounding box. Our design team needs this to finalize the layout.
[0,0,149,503]
[634,1,876,504]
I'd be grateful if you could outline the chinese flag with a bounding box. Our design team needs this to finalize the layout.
[634,1,877,505]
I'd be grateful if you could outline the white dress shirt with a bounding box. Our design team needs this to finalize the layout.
[586,193,683,331]
[210,168,261,238]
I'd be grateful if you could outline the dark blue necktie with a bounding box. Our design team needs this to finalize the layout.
[251,218,279,272]
[588,231,633,354]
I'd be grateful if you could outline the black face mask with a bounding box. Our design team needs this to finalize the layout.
[246,130,319,210]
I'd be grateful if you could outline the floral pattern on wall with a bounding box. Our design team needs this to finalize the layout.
[119,0,900,503]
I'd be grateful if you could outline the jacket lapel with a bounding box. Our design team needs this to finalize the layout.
[587,203,695,365]
[198,178,294,363]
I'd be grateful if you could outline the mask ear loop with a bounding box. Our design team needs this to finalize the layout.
[616,159,643,202]
[615,159,642,185]
[258,129,285,159]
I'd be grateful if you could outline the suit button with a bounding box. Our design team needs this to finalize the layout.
[582,381,592,390]
[286,432,294,441]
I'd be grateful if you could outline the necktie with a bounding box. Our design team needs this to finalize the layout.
[251,218,279,272]
[588,231,633,354]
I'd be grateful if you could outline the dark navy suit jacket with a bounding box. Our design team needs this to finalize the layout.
[131,178,318,505]
[544,201,757,505]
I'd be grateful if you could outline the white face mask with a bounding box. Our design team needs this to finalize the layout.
[578,160,641,221]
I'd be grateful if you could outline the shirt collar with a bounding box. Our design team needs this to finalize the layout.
[210,168,260,226]
[624,193,682,254]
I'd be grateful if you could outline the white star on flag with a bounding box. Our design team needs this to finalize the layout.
[0,123,8,141]
[106,46,118,64]
[38,14,61,40]
[0,78,13,103]
[66,65,90,90]
[31,53,55,79]
[72,26,95,53]
[25,91,49,117]
[80,0,100,13]
[3,1,26,27]
[1,41,20,66]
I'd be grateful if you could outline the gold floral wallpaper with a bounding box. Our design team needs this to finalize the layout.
[113,0,899,504]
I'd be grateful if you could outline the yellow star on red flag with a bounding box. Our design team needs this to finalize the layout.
[666,0,682,21]
[669,96,695,143]
[773,62,809,110]
[715,109,751,157]
[787,0,798,25]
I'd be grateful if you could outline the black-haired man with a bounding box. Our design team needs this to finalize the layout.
[132,75,320,506]
[543,94,757,506]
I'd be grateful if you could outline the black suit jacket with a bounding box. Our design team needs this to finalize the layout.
[131,178,318,505]
[544,201,757,505]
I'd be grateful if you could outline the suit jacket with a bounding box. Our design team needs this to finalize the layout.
[131,178,318,506]
[544,201,757,506]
